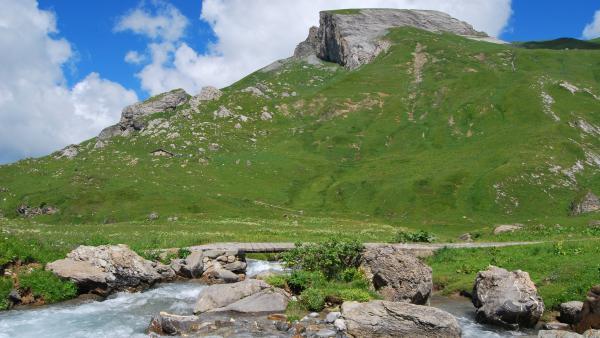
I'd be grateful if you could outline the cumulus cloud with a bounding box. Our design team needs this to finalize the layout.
[0,0,138,164]
[124,50,146,64]
[120,0,512,96]
[582,10,600,39]
[114,2,188,41]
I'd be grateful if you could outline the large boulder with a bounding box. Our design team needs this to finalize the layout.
[576,285,600,333]
[493,223,523,235]
[297,9,485,69]
[472,266,544,329]
[360,245,432,304]
[46,244,172,295]
[341,300,461,338]
[194,279,289,314]
[194,279,269,314]
[179,251,204,278]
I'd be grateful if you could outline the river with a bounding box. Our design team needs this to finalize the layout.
[0,260,535,337]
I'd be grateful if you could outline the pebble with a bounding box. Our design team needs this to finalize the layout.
[315,328,337,337]
[309,312,320,318]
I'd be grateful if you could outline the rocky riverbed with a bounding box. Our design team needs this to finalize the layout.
[0,260,544,338]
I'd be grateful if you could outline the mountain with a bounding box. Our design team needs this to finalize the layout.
[0,9,598,227]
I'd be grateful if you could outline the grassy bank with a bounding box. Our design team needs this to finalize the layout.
[428,240,600,309]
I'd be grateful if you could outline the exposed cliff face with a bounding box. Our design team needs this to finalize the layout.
[296,9,486,69]
[98,88,189,140]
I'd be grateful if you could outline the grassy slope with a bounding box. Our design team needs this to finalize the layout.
[516,37,600,50]
[0,28,598,229]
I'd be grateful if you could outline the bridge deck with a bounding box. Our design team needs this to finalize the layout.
[187,241,541,254]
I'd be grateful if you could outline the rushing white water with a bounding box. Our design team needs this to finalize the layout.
[431,296,537,338]
[0,260,536,338]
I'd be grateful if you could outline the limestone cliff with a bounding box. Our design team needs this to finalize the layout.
[295,9,486,69]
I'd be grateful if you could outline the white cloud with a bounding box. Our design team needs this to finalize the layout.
[582,10,600,40]
[122,0,512,96]
[124,50,145,64]
[0,0,138,164]
[114,2,188,42]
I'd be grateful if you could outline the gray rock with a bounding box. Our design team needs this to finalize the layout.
[333,318,346,332]
[294,26,319,58]
[204,268,239,284]
[99,88,188,140]
[341,300,461,337]
[360,245,432,304]
[459,233,473,241]
[298,9,485,70]
[260,111,273,120]
[314,328,337,337]
[148,312,206,336]
[54,145,79,159]
[46,244,167,294]
[472,266,544,329]
[222,261,246,273]
[493,223,523,235]
[180,251,204,278]
[538,330,583,338]
[571,192,600,215]
[241,86,266,97]
[147,212,159,221]
[190,86,223,108]
[194,279,269,314]
[325,311,341,323]
[544,322,572,330]
[212,288,290,313]
[560,301,584,324]
[213,106,232,118]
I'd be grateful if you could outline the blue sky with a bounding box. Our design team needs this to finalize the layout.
[1,0,600,164]
[36,0,600,100]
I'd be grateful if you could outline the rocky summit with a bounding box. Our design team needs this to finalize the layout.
[295,9,486,69]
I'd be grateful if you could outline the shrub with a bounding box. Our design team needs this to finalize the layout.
[0,278,13,310]
[19,270,77,303]
[394,230,436,243]
[177,247,191,259]
[287,270,325,293]
[301,288,326,312]
[265,274,288,289]
[281,238,363,279]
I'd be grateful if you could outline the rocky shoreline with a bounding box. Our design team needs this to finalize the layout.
[6,244,586,337]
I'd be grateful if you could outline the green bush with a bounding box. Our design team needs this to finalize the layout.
[301,288,326,312]
[0,278,13,310]
[177,247,191,259]
[281,238,363,279]
[336,288,373,302]
[19,270,77,303]
[287,270,325,293]
[394,230,436,243]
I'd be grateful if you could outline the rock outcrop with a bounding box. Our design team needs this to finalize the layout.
[54,145,79,159]
[472,266,544,328]
[98,89,189,140]
[493,223,524,235]
[570,192,600,215]
[341,300,461,338]
[360,245,432,304]
[46,244,173,295]
[16,204,58,217]
[194,279,289,314]
[295,9,486,69]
